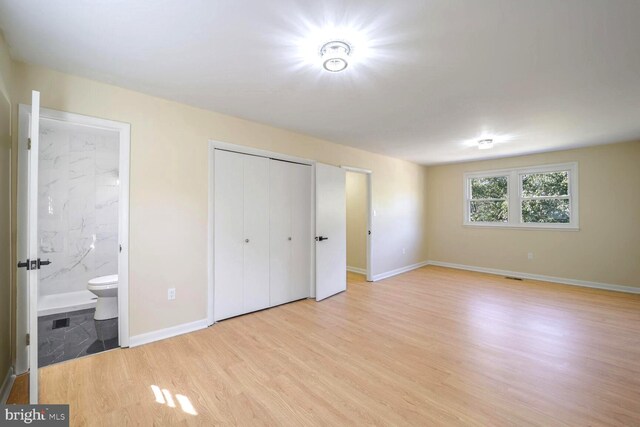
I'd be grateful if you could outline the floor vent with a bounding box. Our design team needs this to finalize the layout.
[505,276,524,281]
[52,318,70,329]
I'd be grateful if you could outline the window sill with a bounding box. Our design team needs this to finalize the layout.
[463,223,580,231]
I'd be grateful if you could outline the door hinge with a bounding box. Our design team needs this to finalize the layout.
[27,138,31,150]
[26,333,30,346]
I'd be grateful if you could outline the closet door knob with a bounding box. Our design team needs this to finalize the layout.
[245,239,250,243]
[288,237,292,241]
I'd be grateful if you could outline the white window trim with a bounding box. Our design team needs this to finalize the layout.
[463,162,579,230]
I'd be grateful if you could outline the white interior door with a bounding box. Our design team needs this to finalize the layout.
[290,163,312,300]
[269,160,292,306]
[214,150,244,321]
[16,91,40,403]
[315,163,346,301]
[242,155,270,313]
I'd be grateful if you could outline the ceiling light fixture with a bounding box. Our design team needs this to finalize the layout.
[477,139,494,150]
[320,40,351,72]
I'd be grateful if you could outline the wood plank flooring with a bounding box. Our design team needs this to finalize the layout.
[6,373,28,404]
[13,267,640,425]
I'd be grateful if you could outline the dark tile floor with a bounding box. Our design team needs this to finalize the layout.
[38,308,119,367]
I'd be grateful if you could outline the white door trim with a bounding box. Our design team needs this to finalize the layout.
[207,140,316,325]
[27,92,40,404]
[16,105,131,372]
[341,166,374,282]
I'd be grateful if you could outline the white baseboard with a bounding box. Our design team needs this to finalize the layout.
[347,266,367,275]
[129,319,209,348]
[427,260,640,294]
[1,366,15,404]
[372,261,430,282]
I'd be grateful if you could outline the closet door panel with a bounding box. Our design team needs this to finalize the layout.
[269,160,292,306]
[242,155,270,313]
[214,150,244,320]
[290,163,312,300]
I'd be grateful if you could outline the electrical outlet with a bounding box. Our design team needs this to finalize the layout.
[528,252,534,260]
[168,288,176,300]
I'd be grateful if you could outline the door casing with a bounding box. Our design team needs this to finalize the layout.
[16,105,131,381]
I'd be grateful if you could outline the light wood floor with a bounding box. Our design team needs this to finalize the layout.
[12,266,640,425]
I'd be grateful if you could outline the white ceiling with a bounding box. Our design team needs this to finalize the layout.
[1,0,639,165]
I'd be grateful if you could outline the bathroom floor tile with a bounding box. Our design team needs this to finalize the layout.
[37,308,119,367]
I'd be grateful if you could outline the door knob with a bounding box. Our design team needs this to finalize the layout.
[245,239,250,243]
[288,237,292,241]
[315,236,328,241]
[38,259,52,267]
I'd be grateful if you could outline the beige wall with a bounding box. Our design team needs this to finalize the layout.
[426,141,640,288]
[0,33,12,381]
[11,62,429,337]
[346,172,367,271]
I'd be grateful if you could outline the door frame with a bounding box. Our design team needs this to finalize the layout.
[341,166,374,282]
[16,105,131,374]
[207,141,316,325]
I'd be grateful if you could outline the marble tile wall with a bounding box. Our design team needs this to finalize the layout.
[38,122,120,297]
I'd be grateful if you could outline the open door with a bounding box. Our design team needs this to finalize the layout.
[16,91,41,403]
[315,163,346,301]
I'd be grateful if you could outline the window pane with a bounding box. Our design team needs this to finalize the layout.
[521,171,568,197]
[470,200,508,222]
[522,199,570,223]
[471,176,508,199]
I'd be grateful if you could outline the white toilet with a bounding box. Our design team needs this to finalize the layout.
[87,274,118,320]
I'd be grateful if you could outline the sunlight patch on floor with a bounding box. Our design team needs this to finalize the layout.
[150,385,198,415]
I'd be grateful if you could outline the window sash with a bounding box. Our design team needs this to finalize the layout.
[466,175,510,223]
[463,163,578,229]
[520,171,570,198]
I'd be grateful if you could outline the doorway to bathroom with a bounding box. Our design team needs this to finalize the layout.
[15,92,130,402]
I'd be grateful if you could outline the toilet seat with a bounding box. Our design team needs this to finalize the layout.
[88,274,118,286]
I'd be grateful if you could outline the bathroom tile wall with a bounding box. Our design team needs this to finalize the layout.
[38,122,120,297]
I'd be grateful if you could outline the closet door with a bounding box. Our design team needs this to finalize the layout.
[214,150,244,320]
[269,160,292,306]
[290,163,312,301]
[242,155,270,313]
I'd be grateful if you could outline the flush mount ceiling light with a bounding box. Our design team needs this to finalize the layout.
[477,139,494,150]
[320,40,351,72]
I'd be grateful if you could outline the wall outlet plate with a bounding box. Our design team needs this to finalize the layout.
[168,288,176,300]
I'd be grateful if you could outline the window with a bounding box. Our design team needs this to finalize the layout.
[464,163,578,229]
[468,176,509,223]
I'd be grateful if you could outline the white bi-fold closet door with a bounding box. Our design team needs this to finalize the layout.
[214,150,270,320]
[214,149,312,321]
[269,159,312,306]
